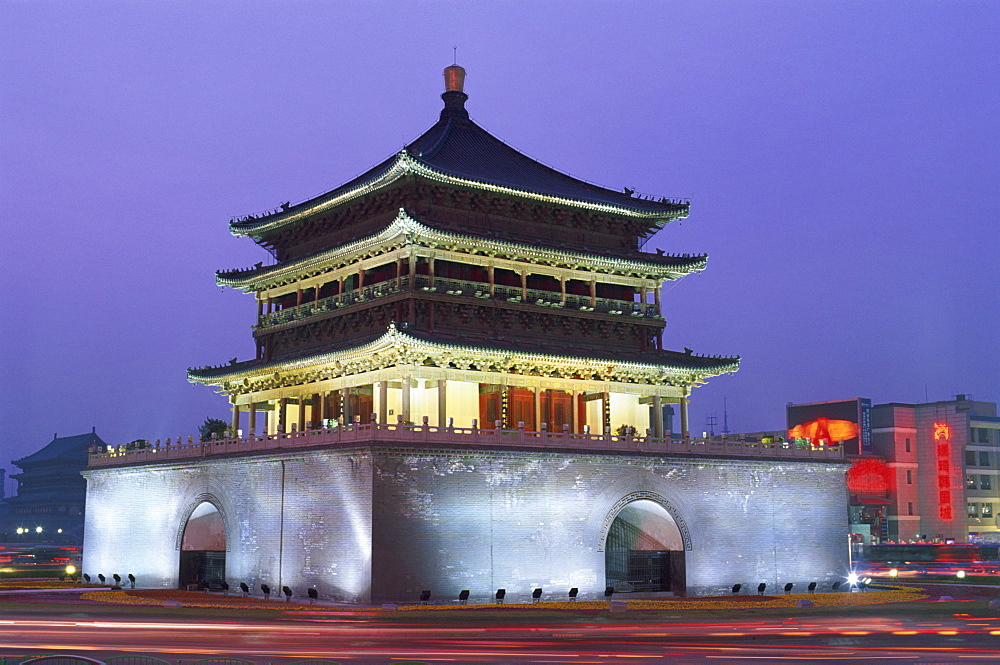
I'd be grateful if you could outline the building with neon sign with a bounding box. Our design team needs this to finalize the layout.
[82,67,851,600]
[866,395,1000,543]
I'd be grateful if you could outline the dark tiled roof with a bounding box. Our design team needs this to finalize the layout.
[14,431,107,467]
[404,105,686,215]
[189,327,739,381]
[232,92,687,236]
[402,329,740,372]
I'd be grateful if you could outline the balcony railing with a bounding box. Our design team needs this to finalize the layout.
[88,423,844,468]
[257,275,662,329]
[259,277,411,327]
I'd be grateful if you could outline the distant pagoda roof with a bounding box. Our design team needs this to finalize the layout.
[231,69,689,239]
[188,323,739,388]
[219,209,706,292]
[13,430,107,469]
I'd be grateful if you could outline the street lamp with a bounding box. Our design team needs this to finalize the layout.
[35,526,43,534]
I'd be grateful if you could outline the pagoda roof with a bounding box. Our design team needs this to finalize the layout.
[13,430,107,468]
[231,88,689,239]
[218,209,706,292]
[188,324,739,388]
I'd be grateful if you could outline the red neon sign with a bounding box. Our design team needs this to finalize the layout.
[847,458,892,495]
[934,421,953,521]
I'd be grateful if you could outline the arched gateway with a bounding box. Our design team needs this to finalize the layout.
[603,497,687,595]
[177,500,227,589]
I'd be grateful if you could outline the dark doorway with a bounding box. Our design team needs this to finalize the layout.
[605,499,685,594]
[179,550,226,589]
[179,501,226,589]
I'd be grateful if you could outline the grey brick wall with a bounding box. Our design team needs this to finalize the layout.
[84,445,849,602]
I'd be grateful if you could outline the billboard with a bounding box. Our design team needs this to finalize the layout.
[787,398,872,454]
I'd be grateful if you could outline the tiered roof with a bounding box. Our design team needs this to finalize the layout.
[189,323,739,388]
[219,209,706,292]
[231,83,688,241]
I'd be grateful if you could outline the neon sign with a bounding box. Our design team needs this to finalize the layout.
[846,458,891,495]
[934,421,953,521]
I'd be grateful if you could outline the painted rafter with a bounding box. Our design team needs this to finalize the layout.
[230,152,689,238]
[219,209,706,293]
[188,323,739,394]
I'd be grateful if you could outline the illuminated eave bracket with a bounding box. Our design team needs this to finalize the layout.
[218,209,706,292]
[187,323,740,392]
[230,151,689,238]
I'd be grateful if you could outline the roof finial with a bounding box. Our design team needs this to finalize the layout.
[453,46,457,65]
[444,62,466,93]
[440,63,469,121]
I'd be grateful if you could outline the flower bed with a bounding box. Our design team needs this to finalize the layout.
[78,586,928,612]
[395,587,928,611]
[81,589,315,610]
[0,579,102,590]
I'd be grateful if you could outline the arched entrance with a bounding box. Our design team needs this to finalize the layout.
[178,501,226,589]
[605,499,685,594]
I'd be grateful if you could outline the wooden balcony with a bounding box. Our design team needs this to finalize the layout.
[255,275,662,330]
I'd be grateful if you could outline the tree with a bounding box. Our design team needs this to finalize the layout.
[199,417,229,442]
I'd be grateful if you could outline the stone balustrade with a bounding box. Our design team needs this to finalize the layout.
[89,422,844,468]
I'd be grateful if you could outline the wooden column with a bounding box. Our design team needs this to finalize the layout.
[297,397,306,431]
[296,287,303,306]
[520,271,528,301]
[396,256,404,288]
[546,389,553,429]
[428,256,435,288]
[639,285,647,314]
[378,380,388,424]
[570,390,578,434]
[438,379,447,427]
[257,297,264,319]
[401,376,411,423]
[231,403,240,434]
[276,398,286,433]
[533,387,541,430]
[654,283,661,313]
[652,394,663,438]
[358,266,365,289]
[680,394,690,441]
[560,277,567,305]
[314,393,324,427]
[248,402,257,434]
[601,392,610,434]
[589,279,597,308]
[488,264,495,296]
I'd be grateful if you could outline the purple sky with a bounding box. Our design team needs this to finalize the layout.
[2,1,998,481]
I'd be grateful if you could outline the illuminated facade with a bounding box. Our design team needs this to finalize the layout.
[866,396,1000,543]
[83,67,852,600]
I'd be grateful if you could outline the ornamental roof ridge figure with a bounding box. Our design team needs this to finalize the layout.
[192,64,738,441]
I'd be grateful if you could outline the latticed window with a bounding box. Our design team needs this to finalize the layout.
[968,503,979,518]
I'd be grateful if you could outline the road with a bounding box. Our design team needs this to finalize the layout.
[3,587,1000,663]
